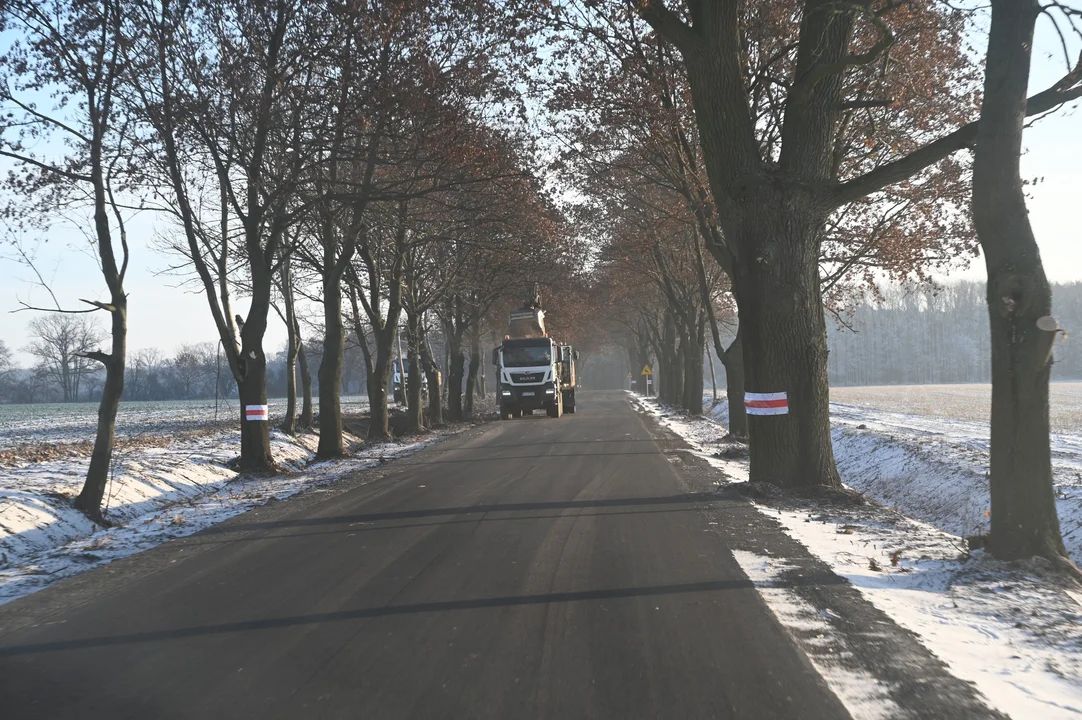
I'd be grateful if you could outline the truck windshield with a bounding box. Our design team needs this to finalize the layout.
[503,346,551,367]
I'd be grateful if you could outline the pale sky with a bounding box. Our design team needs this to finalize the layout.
[1,17,1079,366]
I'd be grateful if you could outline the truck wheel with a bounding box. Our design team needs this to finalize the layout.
[547,394,562,418]
[565,389,576,414]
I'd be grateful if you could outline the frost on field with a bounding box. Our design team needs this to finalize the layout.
[0,394,455,607]
[830,382,1082,433]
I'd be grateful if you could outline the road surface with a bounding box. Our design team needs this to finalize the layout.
[0,391,851,719]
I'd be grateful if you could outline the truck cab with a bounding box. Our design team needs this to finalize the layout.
[493,338,578,419]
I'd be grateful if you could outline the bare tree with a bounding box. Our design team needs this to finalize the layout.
[128,0,321,469]
[632,0,1081,488]
[972,0,1082,572]
[0,339,15,402]
[0,0,133,521]
[0,340,11,375]
[25,315,106,403]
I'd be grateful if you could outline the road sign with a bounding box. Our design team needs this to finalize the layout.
[641,365,653,376]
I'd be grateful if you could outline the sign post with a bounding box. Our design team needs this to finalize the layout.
[641,365,653,396]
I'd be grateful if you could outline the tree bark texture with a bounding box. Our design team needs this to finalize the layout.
[237,352,273,471]
[681,315,705,416]
[722,330,748,438]
[446,327,466,422]
[281,328,297,435]
[74,301,126,520]
[973,0,1068,563]
[420,322,442,426]
[297,331,314,429]
[464,330,481,417]
[405,311,424,433]
[364,318,399,440]
[279,260,298,435]
[732,198,840,488]
[318,279,346,457]
[74,139,129,519]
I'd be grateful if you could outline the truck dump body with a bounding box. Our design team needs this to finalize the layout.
[508,308,546,338]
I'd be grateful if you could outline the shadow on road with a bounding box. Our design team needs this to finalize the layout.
[395,450,678,465]
[171,506,711,546]
[199,493,721,534]
[0,574,844,658]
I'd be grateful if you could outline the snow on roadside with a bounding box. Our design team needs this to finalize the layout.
[828,403,1082,563]
[0,425,444,606]
[731,549,900,720]
[631,392,1082,720]
[771,509,1082,720]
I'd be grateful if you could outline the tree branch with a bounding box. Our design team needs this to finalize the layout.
[76,350,111,365]
[831,54,1082,207]
[635,0,698,53]
[794,3,895,103]
[0,149,93,182]
[80,298,117,312]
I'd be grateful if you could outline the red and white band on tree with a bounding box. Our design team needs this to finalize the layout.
[744,392,788,416]
[245,405,269,422]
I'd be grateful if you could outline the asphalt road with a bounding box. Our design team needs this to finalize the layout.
[0,391,851,719]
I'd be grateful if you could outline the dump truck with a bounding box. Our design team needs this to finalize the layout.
[492,295,578,420]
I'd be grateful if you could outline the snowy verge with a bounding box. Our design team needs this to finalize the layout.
[632,392,1082,720]
[732,549,900,720]
[0,424,456,606]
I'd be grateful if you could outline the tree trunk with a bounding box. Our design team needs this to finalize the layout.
[281,333,297,435]
[280,285,298,436]
[405,311,424,433]
[237,354,272,471]
[317,280,346,457]
[420,322,442,426]
[974,0,1070,565]
[74,301,126,521]
[464,329,481,417]
[682,317,705,416]
[447,331,466,422]
[367,327,396,440]
[707,344,717,404]
[733,200,839,488]
[235,224,277,471]
[722,330,748,439]
[297,327,314,430]
[479,345,487,397]
[443,342,450,403]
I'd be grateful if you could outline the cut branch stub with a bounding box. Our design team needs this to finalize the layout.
[1036,315,1061,365]
[80,299,116,312]
[76,351,111,365]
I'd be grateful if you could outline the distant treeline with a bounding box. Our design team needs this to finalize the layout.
[826,280,1082,386]
[0,329,467,405]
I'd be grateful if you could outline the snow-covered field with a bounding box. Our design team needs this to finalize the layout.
[636,388,1082,719]
[0,396,451,606]
[0,395,371,449]
[831,382,1082,434]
